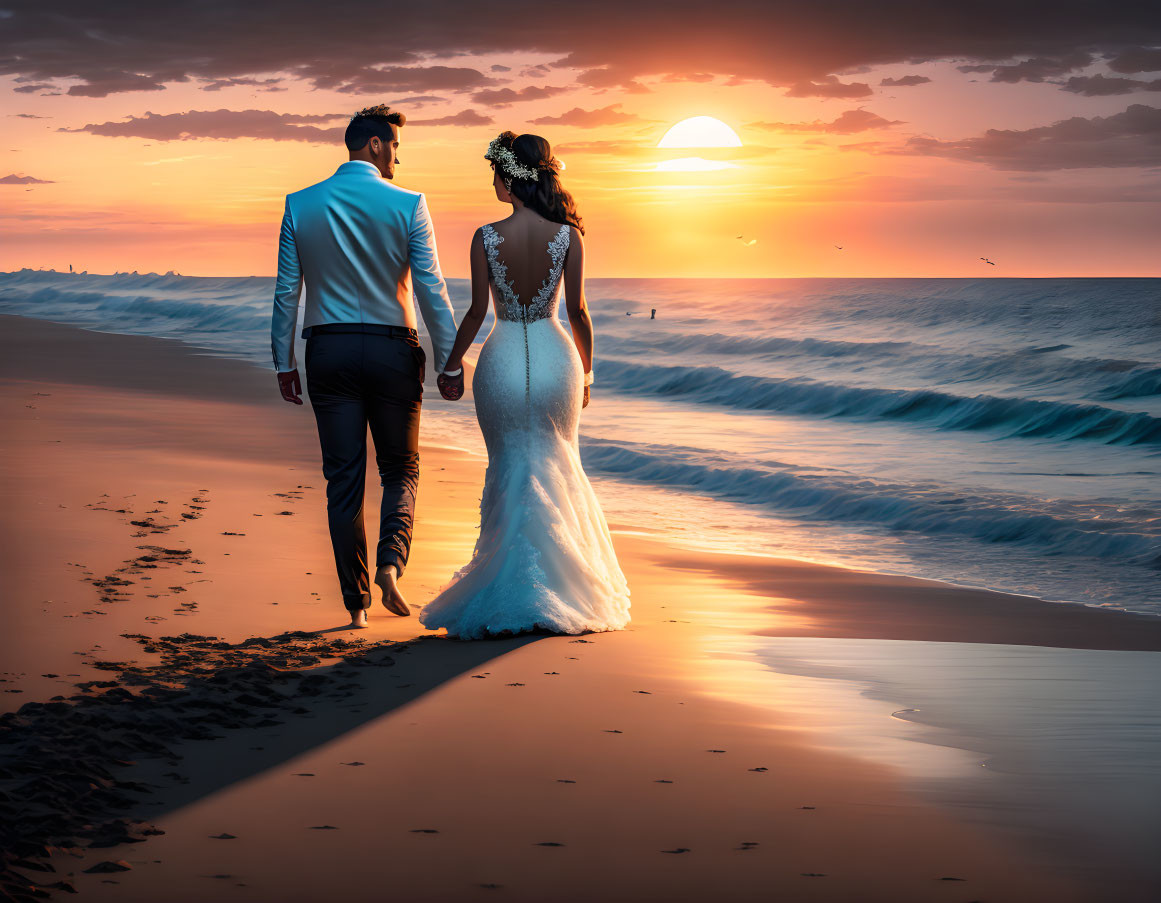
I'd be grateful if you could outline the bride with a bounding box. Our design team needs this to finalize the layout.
[419,131,631,640]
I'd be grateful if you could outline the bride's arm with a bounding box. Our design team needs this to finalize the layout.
[563,227,593,383]
[442,228,490,374]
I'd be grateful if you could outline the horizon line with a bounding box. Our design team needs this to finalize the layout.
[3,268,1160,281]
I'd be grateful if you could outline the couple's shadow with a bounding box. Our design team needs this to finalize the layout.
[132,625,551,820]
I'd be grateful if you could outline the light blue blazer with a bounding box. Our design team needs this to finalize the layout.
[271,160,458,373]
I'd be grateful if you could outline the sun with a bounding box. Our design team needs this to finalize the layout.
[657,116,743,149]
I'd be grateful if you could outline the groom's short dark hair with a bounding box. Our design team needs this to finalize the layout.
[345,104,407,151]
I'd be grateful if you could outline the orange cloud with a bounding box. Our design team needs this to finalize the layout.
[530,104,644,128]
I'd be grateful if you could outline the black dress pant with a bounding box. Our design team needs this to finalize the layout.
[304,326,425,611]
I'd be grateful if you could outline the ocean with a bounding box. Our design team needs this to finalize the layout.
[3,270,1159,615]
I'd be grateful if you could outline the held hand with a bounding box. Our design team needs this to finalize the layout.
[277,369,303,405]
[437,370,465,401]
[582,384,590,409]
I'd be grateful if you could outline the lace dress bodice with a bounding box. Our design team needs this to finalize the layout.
[481,222,570,323]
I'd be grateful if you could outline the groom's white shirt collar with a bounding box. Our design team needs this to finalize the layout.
[335,160,382,177]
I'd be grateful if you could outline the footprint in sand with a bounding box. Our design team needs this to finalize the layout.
[83,862,132,874]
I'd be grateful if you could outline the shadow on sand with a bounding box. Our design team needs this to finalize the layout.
[0,623,552,894]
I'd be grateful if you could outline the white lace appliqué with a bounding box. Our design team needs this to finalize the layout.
[482,223,570,323]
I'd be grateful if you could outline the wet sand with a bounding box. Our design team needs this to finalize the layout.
[2,313,1156,902]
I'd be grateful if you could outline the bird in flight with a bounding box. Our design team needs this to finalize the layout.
[736,235,758,247]
[980,257,996,266]
[834,245,844,250]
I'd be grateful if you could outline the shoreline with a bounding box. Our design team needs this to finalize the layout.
[6,309,1158,630]
[3,312,1158,901]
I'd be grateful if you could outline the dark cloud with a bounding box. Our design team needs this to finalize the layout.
[1060,74,1161,96]
[1,173,54,184]
[470,85,569,107]
[1107,47,1161,74]
[750,108,903,133]
[784,76,873,98]
[888,103,1161,170]
[58,109,349,143]
[294,65,496,95]
[12,83,55,94]
[530,104,643,128]
[200,76,285,92]
[410,109,494,126]
[10,112,49,118]
[68,71,179,97]
[490,64,511,73]
[880,74,931,87]
[957,52,1092,83]
[2,2,1156,97]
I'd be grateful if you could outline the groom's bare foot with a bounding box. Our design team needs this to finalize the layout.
[349,609,368,629]
[375,565,410,617]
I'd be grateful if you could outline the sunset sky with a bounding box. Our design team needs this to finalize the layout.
[2,3,1159,278]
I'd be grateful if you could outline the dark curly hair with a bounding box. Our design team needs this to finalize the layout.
[345,104,406,152]
[490,132,584,235]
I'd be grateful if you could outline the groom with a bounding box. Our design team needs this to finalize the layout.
[271,104,466,628]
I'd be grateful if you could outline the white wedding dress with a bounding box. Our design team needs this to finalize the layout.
[419,222,631,639]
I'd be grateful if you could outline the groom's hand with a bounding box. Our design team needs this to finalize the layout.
[277,369,303,405]
[437,370,465,401]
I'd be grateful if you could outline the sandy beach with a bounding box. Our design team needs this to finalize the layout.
[3,312,1159,902]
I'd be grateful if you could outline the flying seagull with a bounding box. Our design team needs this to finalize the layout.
[736,235,757,247]
[834,245,844,250]
[980,257,996,266]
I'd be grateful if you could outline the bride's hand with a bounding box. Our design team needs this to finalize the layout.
[582,385,590,408]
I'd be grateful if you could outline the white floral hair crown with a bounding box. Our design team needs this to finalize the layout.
[484,134,540,182]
